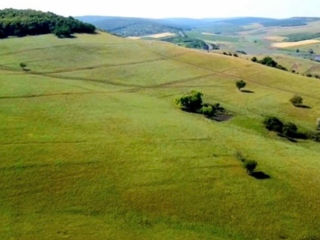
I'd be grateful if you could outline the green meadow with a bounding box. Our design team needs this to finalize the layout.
[0,32,320,240]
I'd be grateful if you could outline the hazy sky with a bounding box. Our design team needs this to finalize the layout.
[0,0,320,19]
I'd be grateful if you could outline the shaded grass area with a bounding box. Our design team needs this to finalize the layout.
[0,33,320,240]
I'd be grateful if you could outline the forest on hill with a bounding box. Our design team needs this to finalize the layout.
[0,9,96,38]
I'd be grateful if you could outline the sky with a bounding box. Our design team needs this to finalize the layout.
[0,0,320,19]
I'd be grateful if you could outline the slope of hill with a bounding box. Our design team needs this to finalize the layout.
[0,32,320,240]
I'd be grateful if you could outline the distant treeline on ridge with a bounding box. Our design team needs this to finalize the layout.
[0,9,96,38]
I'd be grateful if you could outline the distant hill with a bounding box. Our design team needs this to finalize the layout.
[78,16,320,36]
[77,16,181,37]
[261,17,320,27]
[0,9,96,38]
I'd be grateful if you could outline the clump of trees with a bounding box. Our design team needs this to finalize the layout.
[0,9,96,39]
[176,91,203,112]
[176,91,229,121]
[290,95,304,107]
[236,80,246,91]
[223,52,238,57]
[263,116,313,140]
[251,56,288,71]
[264,117,284,133]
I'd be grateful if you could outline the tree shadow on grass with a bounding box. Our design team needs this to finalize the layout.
[241,89,255,94]
[250,171,271,180]
[296,104,312,109]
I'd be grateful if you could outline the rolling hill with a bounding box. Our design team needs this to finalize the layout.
[78,16,320,36]
[0,31,320,240]
[77,16,181,37]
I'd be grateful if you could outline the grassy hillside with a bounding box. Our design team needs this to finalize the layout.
[0,32,320,240]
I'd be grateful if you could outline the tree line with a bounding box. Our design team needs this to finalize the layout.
[0,9,96,38]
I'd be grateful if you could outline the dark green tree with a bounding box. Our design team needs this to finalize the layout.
[251,57,257,62]
[243,160,257,175]
[259,56,278,67]
[263,117,284,133]
[176,91,203,112]
[236,80,246,91]
[282,122,298,138]
[290,95,303,107]
[54,24,72,38]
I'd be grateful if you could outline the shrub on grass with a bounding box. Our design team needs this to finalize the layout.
[307,131,320,142]
[264,117,284,132]
[200,105,215,117]
[276,65,288,71]
[317,118,320,131]
[201,103,225,118]
[251,57,257,62]
[282,122,298,138]
[19,63,27,69]
[290,95,303,107]
[236,80,246,91]
[176,91,203,112]
[244,160,258,175]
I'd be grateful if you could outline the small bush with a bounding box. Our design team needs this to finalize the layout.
[201,103,225,118]
[19,63,27,69]
[244,160,258,174]
[264,117,284,132]
[317,118,320,131]
[306,73,313,78]
[176,91,203,112]
[276,65,288,71]
[282,122,298,138]
[251,57,257,62]
[307,131,320,142]
[290,95,303,107]
[201,105,215,117]
[236,80,246,91]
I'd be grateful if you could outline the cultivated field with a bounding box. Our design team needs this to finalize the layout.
[0,32,320,240]
[128,32,176,40]
[272,39,320,48]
